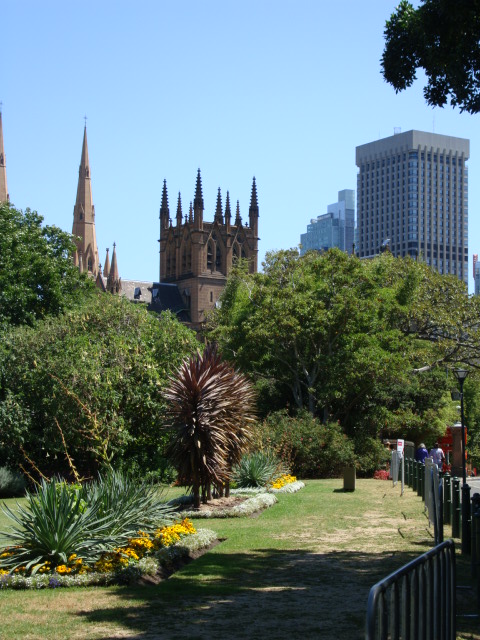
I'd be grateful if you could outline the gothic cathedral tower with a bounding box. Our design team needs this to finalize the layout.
[159,169,259,327]
[72,125,100,276]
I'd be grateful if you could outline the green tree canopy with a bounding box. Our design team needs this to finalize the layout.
[381,0,480,113]
[0,295,198,479]
[207,249,469,443]
[0,202,94,327]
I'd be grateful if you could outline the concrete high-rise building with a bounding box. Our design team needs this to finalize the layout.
[475,255,480,295]
[300,189,355,256]
[356,130,469,285]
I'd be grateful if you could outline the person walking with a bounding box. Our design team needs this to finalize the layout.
[415,443,429,464]
[429,442,445,469]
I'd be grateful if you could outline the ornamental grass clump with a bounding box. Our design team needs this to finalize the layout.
[84,469,176,545]
[0,477,115,574]
[233,450,288,488]
[0,471,177,576]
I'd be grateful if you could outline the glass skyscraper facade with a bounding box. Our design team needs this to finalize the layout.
[300,189,355,256]
[356,130,469,285]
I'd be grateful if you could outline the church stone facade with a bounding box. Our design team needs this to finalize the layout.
[1,113,259,325]
[156,169,259,327]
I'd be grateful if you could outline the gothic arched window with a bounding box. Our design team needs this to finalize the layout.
[207,241,214,270]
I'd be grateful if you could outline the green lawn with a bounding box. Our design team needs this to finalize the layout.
[0,479,477,639]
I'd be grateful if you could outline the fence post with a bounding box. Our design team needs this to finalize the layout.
[470,493,480,610]
[422,464,426,501]
[413,460,418,491]
[452,478,461,539]
[471,493,480,576]
[417,463,423,497]
[444,473,452,525]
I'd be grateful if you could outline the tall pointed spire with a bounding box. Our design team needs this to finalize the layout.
[0,108,9,203]
[159,179,170,232]
[193,168,204,229]
[214,187,223,224]
[176,191,183,226]
[225,191,231,232]
[235,200,242,226]
[107,242,121,294]
[188,201,194,224]
[103,247,110,277]
[72,124,100,276]
[249,176,259,236]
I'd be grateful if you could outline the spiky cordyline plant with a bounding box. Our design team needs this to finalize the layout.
[164,344,256,508]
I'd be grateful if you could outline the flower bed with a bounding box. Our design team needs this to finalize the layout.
[0,519,214,589]
[269,480,305,494]
[179,492,278,518]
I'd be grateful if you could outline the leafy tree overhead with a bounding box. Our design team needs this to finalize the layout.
[381,0,480,113]
[0,202,94,327]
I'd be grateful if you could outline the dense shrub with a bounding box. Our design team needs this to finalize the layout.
[253,410,355,478]
[354,435,391,477]
[0,297,198,478]
[0,466,26,498]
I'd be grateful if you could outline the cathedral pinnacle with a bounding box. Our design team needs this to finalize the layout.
[194,168,204,229]
[235,200,242,226]
[215,187,223,224]
[72,123,99,276]
[176,192,183,226]
[0,108,9,203]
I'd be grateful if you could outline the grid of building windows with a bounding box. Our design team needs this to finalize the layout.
[300,189,355,256]
[355,130,469,285]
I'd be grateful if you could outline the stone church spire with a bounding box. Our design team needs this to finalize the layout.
[0,109,9,204]
[103,247,110,277]
[194,169,204,230]
[107,242,121,294]
[72,124,100,276]
[214,187,223,224]
[249,176,259,236]
[159,179,169,234]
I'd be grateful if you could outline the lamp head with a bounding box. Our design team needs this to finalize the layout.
[454,368,469,382]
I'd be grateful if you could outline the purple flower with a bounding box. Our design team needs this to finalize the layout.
[48,577,62,589]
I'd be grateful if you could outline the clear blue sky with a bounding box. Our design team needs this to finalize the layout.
[2,0,478,291]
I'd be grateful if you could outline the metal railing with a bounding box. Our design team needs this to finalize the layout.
[365,539,456,640]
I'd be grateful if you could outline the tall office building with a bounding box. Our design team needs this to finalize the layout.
[300,189,355,256]
[356,130,469,285]
[475,255,480,295]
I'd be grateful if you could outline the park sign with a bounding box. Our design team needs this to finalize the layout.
[397,439,405,458]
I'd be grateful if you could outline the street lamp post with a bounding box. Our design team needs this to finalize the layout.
[454,368,470,554]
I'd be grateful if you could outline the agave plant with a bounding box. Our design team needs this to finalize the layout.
[0,477,115,574]
[164,344,256,508]
[233,451,288,488]
[0,471,176,575]
[84,469,176,544]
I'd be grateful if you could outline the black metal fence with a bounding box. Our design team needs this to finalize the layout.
[365,539,456,640]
